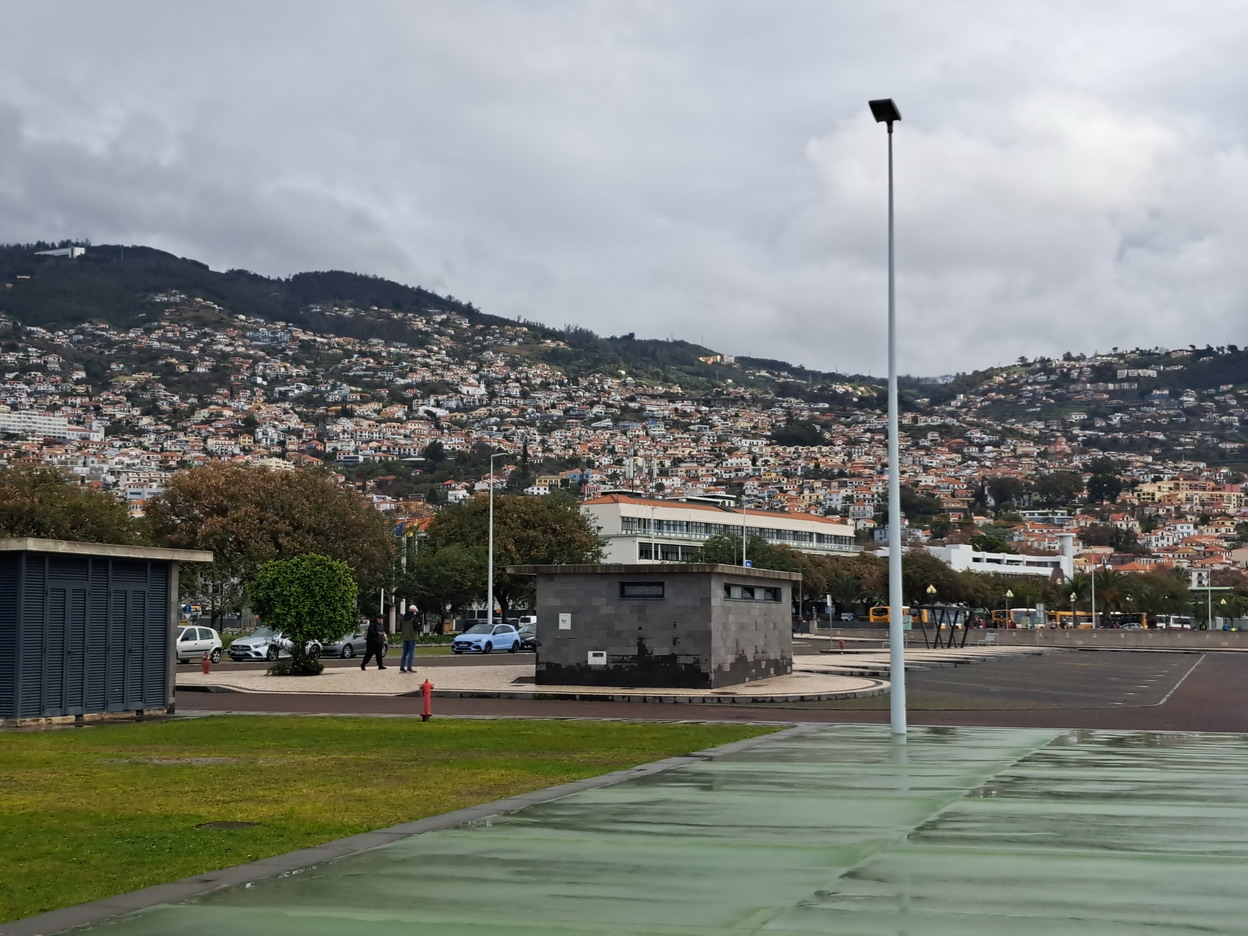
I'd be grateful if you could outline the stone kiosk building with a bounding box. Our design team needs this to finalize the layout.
[507,563,800,689]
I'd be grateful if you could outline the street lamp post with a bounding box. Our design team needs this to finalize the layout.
[1069,591,1077,630]
[487,452,506,629]
[1005,589,1014,628]
[1090,564,1098,629]
[869,97,906,736]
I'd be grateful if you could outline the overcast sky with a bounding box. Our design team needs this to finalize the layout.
[3,2,1247,377]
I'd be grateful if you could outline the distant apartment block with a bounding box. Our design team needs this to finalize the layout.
[582,494,859,564]
[33,246,86,259]
[0,410,103,442]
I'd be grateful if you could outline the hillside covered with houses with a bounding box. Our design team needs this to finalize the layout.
[1,243,1246,584]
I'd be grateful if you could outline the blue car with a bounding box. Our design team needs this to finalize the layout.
[451,623,521,654]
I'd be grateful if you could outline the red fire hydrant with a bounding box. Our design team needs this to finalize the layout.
[420,679,433,722]
[200,652,213,674]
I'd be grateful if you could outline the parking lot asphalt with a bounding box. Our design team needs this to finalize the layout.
[179,650,1248,733]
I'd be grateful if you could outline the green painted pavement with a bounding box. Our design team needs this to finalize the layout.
[75,726,1248,934]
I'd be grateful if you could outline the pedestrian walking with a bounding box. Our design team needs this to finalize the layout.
[398,609,418,673]
[361,615,388,670]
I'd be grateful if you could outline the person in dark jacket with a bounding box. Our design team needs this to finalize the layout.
[361,615,388,670]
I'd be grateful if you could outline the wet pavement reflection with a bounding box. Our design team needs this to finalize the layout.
[75,725,1248,935]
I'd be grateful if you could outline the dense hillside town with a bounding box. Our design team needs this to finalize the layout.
[1,245,1246,583]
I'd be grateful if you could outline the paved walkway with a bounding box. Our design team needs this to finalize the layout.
[177,647,1045,703]
[42,723,1248,935]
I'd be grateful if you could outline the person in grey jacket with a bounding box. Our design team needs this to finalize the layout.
[398,610,419,673]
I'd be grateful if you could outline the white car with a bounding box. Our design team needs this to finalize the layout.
[176,625,223,664]
[227,626,321,662]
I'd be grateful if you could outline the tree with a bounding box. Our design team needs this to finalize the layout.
[422,440,447,468]
[146,465,396,625]
[769,420,824,446]
[1086,472,1124,503]
[899,485,946,521]
[690,531,803,572]
[0,464,139,544]
[401,542,481,631]
[248,554,358,674]
[983,476,1033,510]
[970,532,1017,554]
[423,494,604,620]
[1033,471,1084,507]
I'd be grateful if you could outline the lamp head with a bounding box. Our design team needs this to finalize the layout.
[869,98,902,125]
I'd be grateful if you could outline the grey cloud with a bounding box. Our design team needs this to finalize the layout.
[3,1,1248,375]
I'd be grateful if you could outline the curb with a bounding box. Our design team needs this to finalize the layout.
[176,679,889,705]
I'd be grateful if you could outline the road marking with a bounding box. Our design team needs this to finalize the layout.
[1156,654,1205,706]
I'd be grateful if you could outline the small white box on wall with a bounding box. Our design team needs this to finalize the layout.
[558,612,572,630]
[587,651,607,666]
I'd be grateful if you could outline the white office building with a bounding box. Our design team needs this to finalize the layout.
[0,410,104,442]
[877,535,1076,582]
[581,494,860,564]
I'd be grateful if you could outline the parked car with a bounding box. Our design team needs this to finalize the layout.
[320,628,388,659]
[451,622,521,654]
[176,625,222,664]
[227,626,322,662]
[517,623,539,652]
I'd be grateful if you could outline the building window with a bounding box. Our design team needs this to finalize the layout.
[638,542,654,560]
[620,582,665,600]
[724,583,781,602]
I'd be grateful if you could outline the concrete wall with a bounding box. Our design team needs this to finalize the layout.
[822,626,1248,652]
[531,566,794,689]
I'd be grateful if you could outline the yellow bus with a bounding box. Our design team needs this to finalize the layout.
[869,606,930,625]
[991,608,1044,628]
[1048,610,1095,629]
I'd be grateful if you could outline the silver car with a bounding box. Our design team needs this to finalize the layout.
[176,625,222,664]
[321,628,389,659]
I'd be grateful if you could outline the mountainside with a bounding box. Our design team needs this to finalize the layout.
[3,243,1246,426]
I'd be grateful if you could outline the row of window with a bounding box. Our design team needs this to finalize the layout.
[637,542,701,562]
[618,581,783,602]
[620,516,853,547]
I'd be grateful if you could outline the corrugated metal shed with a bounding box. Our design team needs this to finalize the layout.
[0,538,212,725]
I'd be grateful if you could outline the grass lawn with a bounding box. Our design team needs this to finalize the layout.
[0,715,776,924]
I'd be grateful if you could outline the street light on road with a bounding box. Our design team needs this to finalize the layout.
[1069,591,1077,629]
[1005,589,1014,628]
[487,452,506,629]
[869,96,906,736]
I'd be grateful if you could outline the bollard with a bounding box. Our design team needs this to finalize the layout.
[838,639,845,652]
[200,651,212,674]
[420,679,433,722]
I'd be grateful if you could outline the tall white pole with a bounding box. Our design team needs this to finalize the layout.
[487,453,498,629]
[741,494,748,565]
[884,117,907,735]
